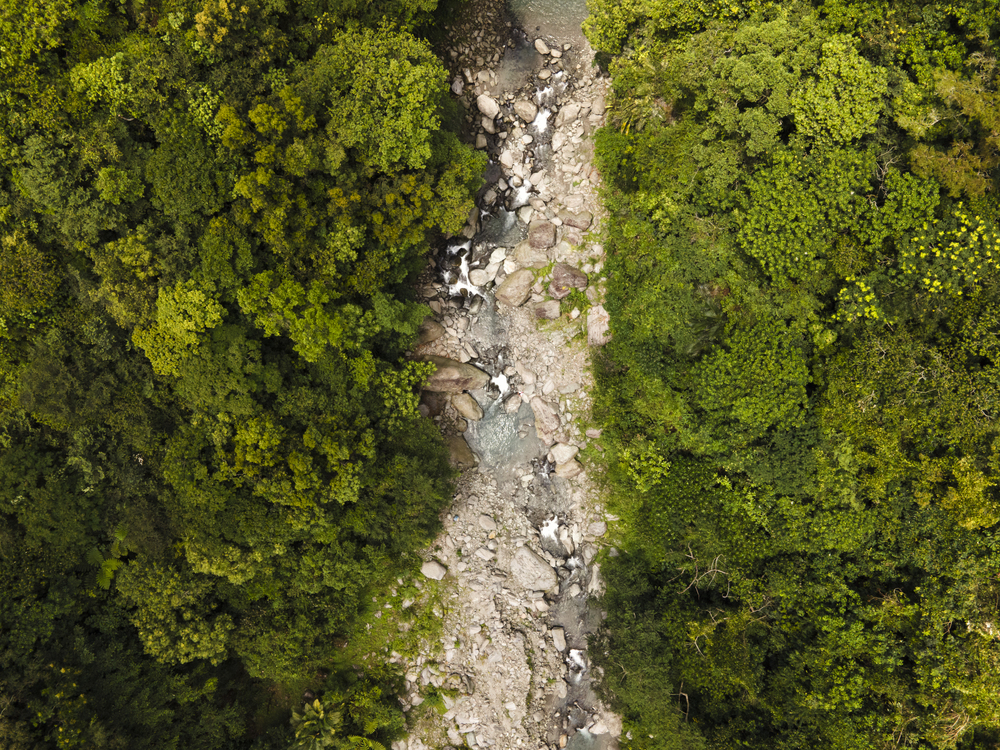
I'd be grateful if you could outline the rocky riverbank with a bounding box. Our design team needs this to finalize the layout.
[390,2,621,750]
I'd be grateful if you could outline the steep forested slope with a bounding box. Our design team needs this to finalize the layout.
[584,0,1000,747]
[0,0,483,746]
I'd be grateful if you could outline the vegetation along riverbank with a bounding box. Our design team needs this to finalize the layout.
[584,0,1000,748]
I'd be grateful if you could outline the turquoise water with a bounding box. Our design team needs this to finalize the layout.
[509,0,590,45]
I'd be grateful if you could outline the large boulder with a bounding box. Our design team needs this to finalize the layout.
[446,435,478,470]
[555,460,584,479]
[587,305,611,346]
[551,443,579,465]
[530,396,561,445]
[514,99,538,122]
[495,269,535,307]
[550,264,588,300]
[555,103,581,128]
[424,356,490,393]
[451,393,484,421]
[417,318,445,345]
[513,240,550,269]
[477,94,500,119]
[421,559,447,580]
[558,209,593,230]
[511,546,557,591]
[528,220,557,249]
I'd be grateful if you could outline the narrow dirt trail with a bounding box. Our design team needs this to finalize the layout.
[391,3,622,750]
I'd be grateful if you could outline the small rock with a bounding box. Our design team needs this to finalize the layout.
[451,77,464,96]
[550,49,562,58]
[550,264,589,300]
[538,69,552,80]
[586,428,603,439]
[588,305,611,346]
[495,268,535,307]
[479,514,497,532]
[555,460,584,479]
[476,94,500,119]
[469,268,490,286]
[551,443,579,464]
[475,133,488,149]
[552,627,567,652]
[588,521,608,537]
[475,548,495,561]
[534,38,550,55]
[528,220,557,249]
[481,116,496,135]
[504,393,522,413]
[534,300,561,319]
[592,94,606,116]
[421,560,447,580]
[510,546,558,591]
[452,393,484,421]
[514,99,538,122]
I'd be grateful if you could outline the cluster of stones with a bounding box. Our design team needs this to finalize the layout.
[395,472,618,750]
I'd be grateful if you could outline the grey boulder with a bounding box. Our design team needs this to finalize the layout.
[421,559,448,580]
[558,209,593,230]
[511,546,557,591]
[477,94,500,119]
[495,268,535,307]
[514,99,538,122]
[513,240,550,269]
[530,396,561,445]
[555,460,584,479]
[588,305,611,346]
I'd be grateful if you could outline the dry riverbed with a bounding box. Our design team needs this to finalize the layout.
[387,3,622,750]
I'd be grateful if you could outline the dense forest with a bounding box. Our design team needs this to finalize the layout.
[0,0,483,746]
[584,0,1000,747]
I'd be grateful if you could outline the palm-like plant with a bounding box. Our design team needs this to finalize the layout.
[290,699,389,750]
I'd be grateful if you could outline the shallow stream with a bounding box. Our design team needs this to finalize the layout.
[509,0,591,45]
